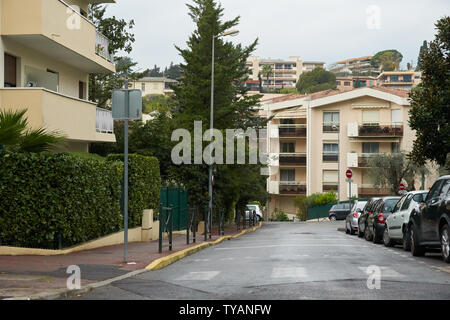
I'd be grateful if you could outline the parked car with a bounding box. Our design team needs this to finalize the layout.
[365,196,401,243]
[329,202,352,221]
[245,204,263,221]
[345,200,368,235]
[384,190,428,249]
[408,176,450,263]
[358,198,381,238]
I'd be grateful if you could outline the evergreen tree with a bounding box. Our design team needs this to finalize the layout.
[415,40,428,71]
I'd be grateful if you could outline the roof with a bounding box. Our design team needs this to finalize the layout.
[138,77,178,83]
[336,56,373,64]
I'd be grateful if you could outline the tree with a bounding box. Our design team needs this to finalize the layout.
[0,109,65,153]
[416,40,428,71]
[370,50,403,71]
[409,17,450,167]
[165,62,182,79]
[147,65,163,77]
[296,67,336,94]
[260,64,274,85]
[143,94,174,113]
[366,152,425,194]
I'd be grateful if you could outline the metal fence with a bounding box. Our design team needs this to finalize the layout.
[160,187,188,231]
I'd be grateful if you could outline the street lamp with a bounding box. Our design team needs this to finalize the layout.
[208,29,239,240]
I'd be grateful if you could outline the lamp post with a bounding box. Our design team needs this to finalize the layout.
[209,29,239,239]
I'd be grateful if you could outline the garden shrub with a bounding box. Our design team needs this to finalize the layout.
[0,152,123,248]
[274,210,290,222]
[107,154,161,228]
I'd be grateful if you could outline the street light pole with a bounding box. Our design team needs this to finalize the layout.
[209,30,239,240]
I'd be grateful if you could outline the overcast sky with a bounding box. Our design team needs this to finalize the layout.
[104,0,450,70]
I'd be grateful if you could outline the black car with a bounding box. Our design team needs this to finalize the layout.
[408,176,450,263]
[358,197,381,238]
[365,196,401,243]
[329,202,352,221]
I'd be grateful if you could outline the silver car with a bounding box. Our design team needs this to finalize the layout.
[345,200,368,235]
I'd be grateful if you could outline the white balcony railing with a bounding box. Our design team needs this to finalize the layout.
[96,108,114,133]
[95,31,114,63]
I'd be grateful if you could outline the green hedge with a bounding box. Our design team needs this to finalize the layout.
[107,154,161,228]
[0,152,123,248]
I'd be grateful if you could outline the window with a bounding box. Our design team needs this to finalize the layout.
[403,75,412,82]
[390,75,399,82]
[426,180,444,201]
[336,81,341,86]
[323,143,339,153]
[401,194,414,211]
[281,142,295,153]
[4,53,17,87]
[441,179,450,197]
[323,144,339,162]
[78,81,86,100]
[392,142,400,153]
[47,69,59,92]
[393,195,407,213]
[323,112,339,132]
[344,81,351,86]
[362,142,379,153]
[323,170,338,183]
[141,83,146,92]
[392,109,402,123]
[362,110,380,124]
[280,169,295,182]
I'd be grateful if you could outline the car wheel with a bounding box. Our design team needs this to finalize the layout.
[410,224,425,257]
[330,215,337,222]
[440,225,450,263]
[364,224,372,242]
[402,227,411,251]
[383,227,394,247]
[373,227,382,244]
[358,222,364,238]
[345,223,350,234]
[350,226,356,235]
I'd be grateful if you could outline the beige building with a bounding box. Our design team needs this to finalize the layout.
[335,76,377,92]
[330,56,379,75]
[246,56,325,90]
[259,87,437,217]
[130,77,178,96]
[0,0,116,152]
[377,71,422,91]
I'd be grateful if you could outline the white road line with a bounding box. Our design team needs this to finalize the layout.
[175,271,220,281]
[220,258,234,261]
[193,259,210,262]
[358,266,405,278]
[271,267,307,279]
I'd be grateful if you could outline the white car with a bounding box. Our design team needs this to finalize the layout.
[383,190,428,249]
[245,204,263,221]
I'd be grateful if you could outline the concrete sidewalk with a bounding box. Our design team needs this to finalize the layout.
[0,223,259,299]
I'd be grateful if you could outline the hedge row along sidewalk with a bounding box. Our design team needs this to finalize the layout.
[0,222,263,300]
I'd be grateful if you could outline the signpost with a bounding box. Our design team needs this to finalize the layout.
[346,169,353,199]
[112,80,142,263]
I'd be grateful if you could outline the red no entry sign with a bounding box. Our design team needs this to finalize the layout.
[346,169,353,179]
[399,183,405,191]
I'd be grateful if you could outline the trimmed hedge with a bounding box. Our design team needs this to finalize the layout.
[107,154,161,228]
[0,152,123,248]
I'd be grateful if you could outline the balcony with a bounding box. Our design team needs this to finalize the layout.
[279,153,307,166]
[347,153,375,168]
[0,88,115,143]
[323,152,339,163]
[279,181,307,195]
[323,182,338,192]
[1,0,115,73]
[323,123,340,133]
[279,124,307,138]
[348,122,404,138]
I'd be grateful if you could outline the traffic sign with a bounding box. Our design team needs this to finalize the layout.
[399,183,405,191]
[346,169,353,179]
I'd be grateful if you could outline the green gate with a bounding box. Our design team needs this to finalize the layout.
[160,187,188,231]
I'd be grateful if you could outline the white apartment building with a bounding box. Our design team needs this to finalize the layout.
[259,87,438,217]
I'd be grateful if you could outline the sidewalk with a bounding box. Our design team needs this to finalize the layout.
[0,223,260,299]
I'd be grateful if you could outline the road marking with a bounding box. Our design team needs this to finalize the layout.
[271,267,307,279]
[193,259,210,262]
[215,244,367,250]
[358,266,405,278]
[175,271,220,281]
[220,258,234,261]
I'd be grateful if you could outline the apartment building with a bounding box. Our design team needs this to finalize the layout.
[0,0,116,152]
[259,87,437,217]
[130,77,178,97]
[336,76,377,91]
[377,71,422,91]
[246,56,325,90]
[330,56,379,76]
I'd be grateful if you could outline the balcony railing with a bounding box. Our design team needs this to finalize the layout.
[95,31,114,63]
[279,181,307,195]
[323,182,338,191]
[279,124,307,138]
[349,122,404,138]
[358,153,376,167]
[323,123,340,133]
[279,153,307,166]
[96,108,114,133]
[323,152,339,162]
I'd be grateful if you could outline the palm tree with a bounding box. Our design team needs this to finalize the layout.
[0,109,66,153]
[260,64,274,87]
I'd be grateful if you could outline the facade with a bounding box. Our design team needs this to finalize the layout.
[336,76,377,91]
[130,77,178,96]
[246,56,325,90]
[0,0,116,152]
[330,56,379,76]
[259,87,438,217]
[377,71,422,91]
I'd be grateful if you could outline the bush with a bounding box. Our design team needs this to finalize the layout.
[274,210,290,222]
[294,191,337,221]
[107,154,161,228]
[0,152,123,248]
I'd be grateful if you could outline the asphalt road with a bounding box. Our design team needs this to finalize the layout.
[72,221,450,300]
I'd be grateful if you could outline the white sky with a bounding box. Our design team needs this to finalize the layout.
[105,0,450,70]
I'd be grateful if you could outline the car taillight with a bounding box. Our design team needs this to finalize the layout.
[352,212,359,218]
[378,213,385,223]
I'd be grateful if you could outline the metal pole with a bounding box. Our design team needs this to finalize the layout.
[123,78,129,263]
[209,35,215,241]
[337,125,340,202]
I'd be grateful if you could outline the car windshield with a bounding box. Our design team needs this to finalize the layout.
[356,202,367,210]
[384,199,400,212]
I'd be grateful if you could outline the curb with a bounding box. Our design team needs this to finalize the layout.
[3,222,263,300]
